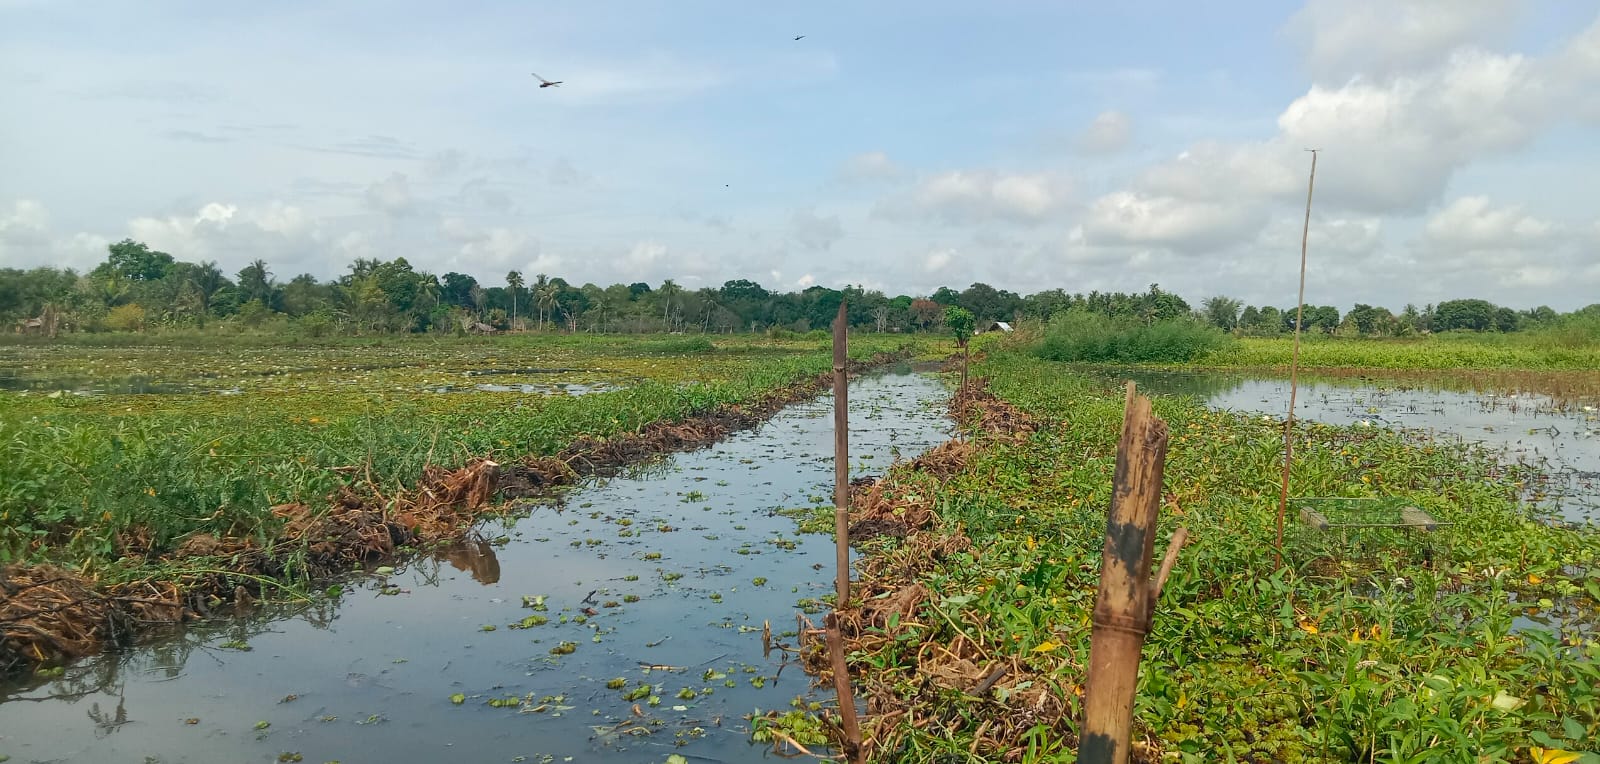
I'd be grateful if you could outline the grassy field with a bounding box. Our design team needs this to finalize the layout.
[841,349,1600,762]
[1199,334,1600,371]
[0,332,933,576]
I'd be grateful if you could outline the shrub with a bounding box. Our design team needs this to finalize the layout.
[105,303,147,333]
[1032,310,1231,363]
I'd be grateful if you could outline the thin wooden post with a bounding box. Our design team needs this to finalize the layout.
[828,301,863,762]
[832,301,850,607]
[1080,382,1170,764]
[1275,149,1319,570]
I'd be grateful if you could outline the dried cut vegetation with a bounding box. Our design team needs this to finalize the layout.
[0,350,909,675]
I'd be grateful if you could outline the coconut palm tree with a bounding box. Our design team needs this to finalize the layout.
[506,271,524,330]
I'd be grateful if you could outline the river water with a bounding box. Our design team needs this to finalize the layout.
[1114,369,1600,524]
[0,371,952,764]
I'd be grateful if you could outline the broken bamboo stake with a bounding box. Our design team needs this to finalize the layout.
[1080,382,1171,764]
[826,612,864,762]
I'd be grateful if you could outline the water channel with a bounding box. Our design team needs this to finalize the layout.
[0,371,953,764]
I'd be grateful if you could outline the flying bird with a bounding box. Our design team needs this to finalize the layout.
[793,35,805,40]
[531,73,563,88]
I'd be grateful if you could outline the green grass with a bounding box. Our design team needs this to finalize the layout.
[1199,334,1600,371]
[858,351,1600,762]
[0,333,933,573]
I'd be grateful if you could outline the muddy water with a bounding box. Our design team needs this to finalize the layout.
[1112,370,1600,524]
[0,371,952,764]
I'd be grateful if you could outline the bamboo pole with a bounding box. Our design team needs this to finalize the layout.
[832,301,850,606]
[1275,149,1319,570]
[827,301,863,762]
[1080,382,1170,764]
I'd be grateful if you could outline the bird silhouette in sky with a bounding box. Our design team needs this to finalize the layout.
[531,73,563,88]
[793,35,805,40]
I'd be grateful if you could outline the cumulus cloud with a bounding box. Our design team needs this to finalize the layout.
[1125,17,1600,219]
[364,172,414,216]
[1076,110,1132,154]
[1257,215,1383,258]
[1422,196,1557,252]
[924,247,955,272]
[876,170,1072,226]
[124,201,323,270]
[1083,191,1268,252]
[789,208,843,251]
[1284,0,1519,81]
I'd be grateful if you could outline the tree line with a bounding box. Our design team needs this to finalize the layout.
[2,238,1595,337]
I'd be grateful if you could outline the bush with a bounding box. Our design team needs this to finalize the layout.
[105,303,147,333]
[1032,310,1231,363]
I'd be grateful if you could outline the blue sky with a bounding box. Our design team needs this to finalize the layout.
[2,0,1597,309]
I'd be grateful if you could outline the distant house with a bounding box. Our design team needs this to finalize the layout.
[981,321,1014,334]
[15,317,44,335]
[470,322,499,335]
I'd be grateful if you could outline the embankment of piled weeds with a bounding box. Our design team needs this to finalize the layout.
[793,379,1164,763]
[0,349,911,677]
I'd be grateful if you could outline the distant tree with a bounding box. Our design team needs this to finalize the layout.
[1202,296,1244,332]
[280,274,331,317]
[103,239,175,282]
[441,272,480,309]
[930,286,961,306]
[236,260,276,307]
[1237,305,1262,332]
[909,299,943,331]
[945,305,976,392]
[506,271,524,329]
[1433,299,1499,332]
[944,305,976,346]
[1308,305,1341,333]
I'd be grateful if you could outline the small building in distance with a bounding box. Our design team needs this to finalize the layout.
[980,321,1014,334]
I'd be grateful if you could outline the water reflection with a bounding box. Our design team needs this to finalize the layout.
[437,538,502,584]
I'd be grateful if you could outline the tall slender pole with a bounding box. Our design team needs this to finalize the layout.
[832,301,850,606]
[1275,149,1318,570]
[828,301,863,762]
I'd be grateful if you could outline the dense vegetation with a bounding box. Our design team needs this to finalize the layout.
[1033,311,1233,363]
[4,239,1596,340]
[853,348,1599,762]
[0,333,927,573]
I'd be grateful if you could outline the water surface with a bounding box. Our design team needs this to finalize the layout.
[0,372,952,764]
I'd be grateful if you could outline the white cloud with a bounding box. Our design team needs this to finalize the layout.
[364,172,414,216]
[1284,0,1519,81]
[795,274,815,288]
[877,170,1072,226]
[1257,215,1383,258]
[924,248,955,272]
[789,208,843,251]
[1131,18,1600,217]
[1422,196,1556,251]
[1077,110,1132,154]
[1084,191,1268,252]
